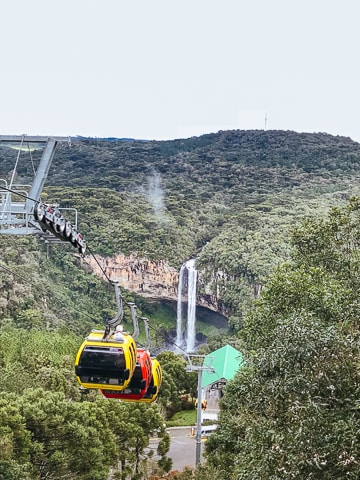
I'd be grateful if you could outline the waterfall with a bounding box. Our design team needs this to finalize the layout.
[185,259,197,352]
[176,258,198,353]
[175,263,186,347]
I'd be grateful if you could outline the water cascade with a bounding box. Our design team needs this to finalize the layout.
[176,258,198,353]
[185,259,198,352]
[175,263,186,347]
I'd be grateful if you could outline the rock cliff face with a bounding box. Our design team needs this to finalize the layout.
[86,253,225,314]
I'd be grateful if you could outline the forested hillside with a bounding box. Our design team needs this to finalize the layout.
[0,129,359,479]
[2,129,360,320]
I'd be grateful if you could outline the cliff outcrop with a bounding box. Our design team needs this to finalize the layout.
[86,253,225,314]
[88,253,178,299]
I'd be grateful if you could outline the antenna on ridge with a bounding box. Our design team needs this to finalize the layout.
[264,112,268,130]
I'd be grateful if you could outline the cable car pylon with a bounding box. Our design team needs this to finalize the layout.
[0,135,87,254]
[186,355,215,467]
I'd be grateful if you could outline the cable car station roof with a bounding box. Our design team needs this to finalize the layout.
[201,344,244,388]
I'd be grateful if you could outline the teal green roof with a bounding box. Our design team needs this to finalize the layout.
[201,344,243,388]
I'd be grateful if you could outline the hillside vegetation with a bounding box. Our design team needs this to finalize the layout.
[0,129,360,478]
[3,129,360,316]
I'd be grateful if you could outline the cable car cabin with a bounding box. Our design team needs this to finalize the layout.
[137,358,163,404]
[101,348,153,401]
[74,329,137,391]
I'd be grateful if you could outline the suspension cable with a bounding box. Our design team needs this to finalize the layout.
[0,184,39,203]
[8,134,24,189]
[0,262,96,324]
[0,187,193,356]
[83,243,112,283]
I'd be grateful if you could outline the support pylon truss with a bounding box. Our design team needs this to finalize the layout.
[0,135,86,253]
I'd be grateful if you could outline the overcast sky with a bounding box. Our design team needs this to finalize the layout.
[2,1,360,142]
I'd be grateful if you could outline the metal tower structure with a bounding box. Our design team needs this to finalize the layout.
[186,356,215,466]
[0,135,86,253]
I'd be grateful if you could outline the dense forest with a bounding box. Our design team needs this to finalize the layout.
[0,129,359,479]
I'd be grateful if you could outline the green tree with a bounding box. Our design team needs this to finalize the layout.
[0,389,171,480]
[156,351,197,416]
[197,223,291,319]
[0,327,81,398]
[204,200,360,479]
[0,393,33,479]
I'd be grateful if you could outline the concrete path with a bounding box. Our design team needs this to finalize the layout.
[166,427,205,471]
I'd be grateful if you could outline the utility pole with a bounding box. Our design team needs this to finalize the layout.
[186,356,215,466]
[195,365,203,466]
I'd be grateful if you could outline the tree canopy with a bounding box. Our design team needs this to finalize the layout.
[204,199,360,479]
[0,325,172,479]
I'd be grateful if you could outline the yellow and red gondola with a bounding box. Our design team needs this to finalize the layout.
[75,329,137,391]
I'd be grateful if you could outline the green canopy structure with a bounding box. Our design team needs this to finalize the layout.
[201,344,243,388]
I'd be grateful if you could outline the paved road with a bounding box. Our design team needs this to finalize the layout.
[148,393,220,471]
[166,427,205,471]
[148,426,206,471]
